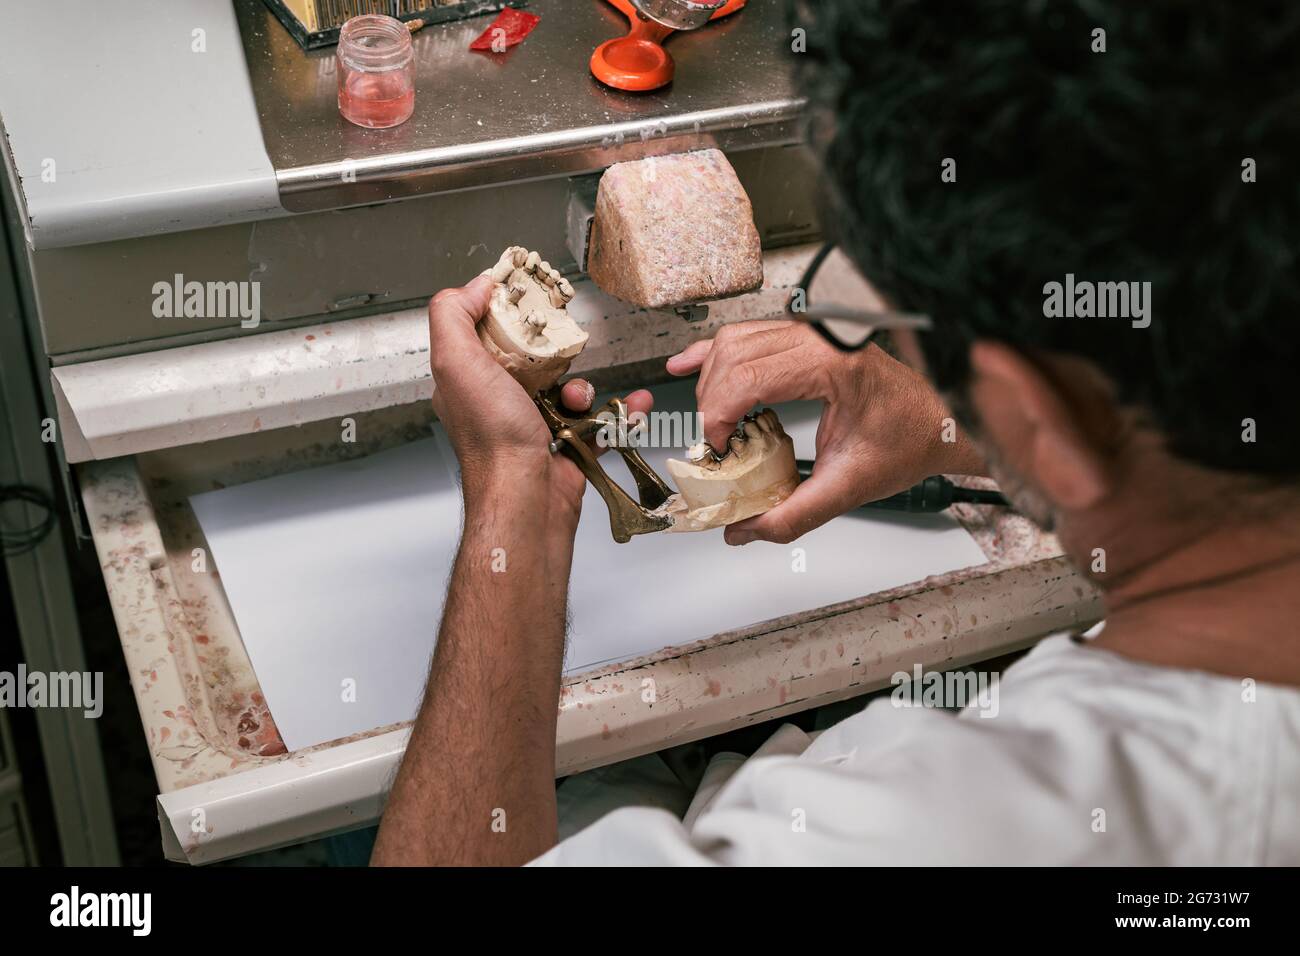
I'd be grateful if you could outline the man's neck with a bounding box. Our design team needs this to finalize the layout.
[1065,488,1300,686]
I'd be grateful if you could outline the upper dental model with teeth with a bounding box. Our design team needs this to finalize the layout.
[474,245,796,536]
[477,246,589,394]
[658,409,800,532]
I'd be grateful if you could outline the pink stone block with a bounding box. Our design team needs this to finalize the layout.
[588,149,764,308]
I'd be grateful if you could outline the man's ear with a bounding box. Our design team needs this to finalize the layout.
[968,342,1115,511]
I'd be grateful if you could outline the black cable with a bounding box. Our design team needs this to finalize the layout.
[955,486,1009,507]
[795,461,1010,513]
[0,484,57,557]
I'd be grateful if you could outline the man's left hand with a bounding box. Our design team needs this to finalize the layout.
[427,274,653,524]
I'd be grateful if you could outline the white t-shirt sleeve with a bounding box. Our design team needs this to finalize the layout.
[531,635,1297,866]
[534,702,1092,865]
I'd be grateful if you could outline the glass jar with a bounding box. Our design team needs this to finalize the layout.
[336,15,415,129]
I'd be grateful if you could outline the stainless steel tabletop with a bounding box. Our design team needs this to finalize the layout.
[235,0,805,211]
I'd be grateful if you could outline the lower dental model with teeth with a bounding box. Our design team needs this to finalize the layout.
[477,246,589,394]
[656,409,800,532]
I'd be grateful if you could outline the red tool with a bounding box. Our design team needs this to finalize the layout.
[590,0,747,92]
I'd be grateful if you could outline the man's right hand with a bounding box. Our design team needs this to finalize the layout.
[666,321,986,545]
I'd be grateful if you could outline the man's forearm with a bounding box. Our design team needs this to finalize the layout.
[372,474,576,866]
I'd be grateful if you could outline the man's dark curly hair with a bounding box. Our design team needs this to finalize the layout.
[795,0,1299,476]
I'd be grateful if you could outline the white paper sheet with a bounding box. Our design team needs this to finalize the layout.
[191,382,988,751]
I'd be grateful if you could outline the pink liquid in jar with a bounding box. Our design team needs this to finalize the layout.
[337,15,414,129]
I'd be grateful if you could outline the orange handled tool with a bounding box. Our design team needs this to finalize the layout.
[590,0,747,92]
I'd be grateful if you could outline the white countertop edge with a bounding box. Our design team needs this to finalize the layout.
[157,727,408,865]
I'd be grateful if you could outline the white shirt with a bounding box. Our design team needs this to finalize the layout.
[533,631,1300,865]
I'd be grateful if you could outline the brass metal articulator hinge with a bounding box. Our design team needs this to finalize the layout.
[534,387,673,543]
